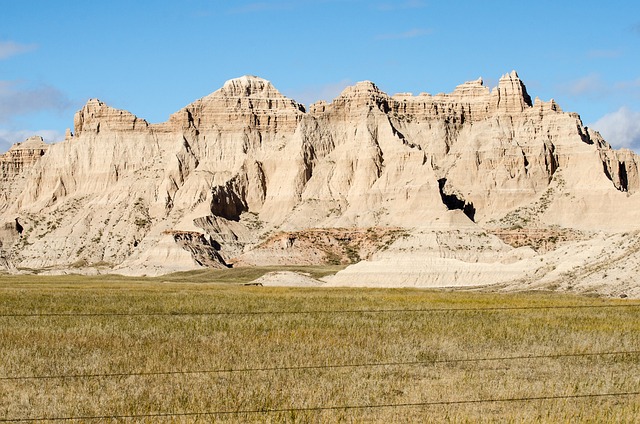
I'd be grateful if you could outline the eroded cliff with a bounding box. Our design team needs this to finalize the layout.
[1,72,639,288]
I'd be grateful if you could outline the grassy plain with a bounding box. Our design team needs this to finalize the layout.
[0,270,639,422]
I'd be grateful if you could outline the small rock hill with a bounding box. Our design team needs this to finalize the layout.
[1,72,639,297]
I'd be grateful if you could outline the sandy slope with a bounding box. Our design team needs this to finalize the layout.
[250,271,325,287]
[250,229,640,299]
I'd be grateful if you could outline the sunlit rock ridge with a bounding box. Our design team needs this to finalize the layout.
[1,72,639,297]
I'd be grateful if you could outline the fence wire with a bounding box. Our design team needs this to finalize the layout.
[1,391,638,422]
[1,303,639,317]
[1,349,639,382]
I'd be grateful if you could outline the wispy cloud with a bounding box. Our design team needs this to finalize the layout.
[590,107,640,150]
[376,28,432,40]
[0,41,37,60]
[560,74,607,98]
[0,81,72,122]
[560,74,640,102]
[632,22,640,35]
[285,79,353,106]
[587,49,622,59]
[614,78,640,93]
[0,129,64,153]
[376,0,426,11]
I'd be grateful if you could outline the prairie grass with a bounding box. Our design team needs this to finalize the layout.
[0,273,638,422]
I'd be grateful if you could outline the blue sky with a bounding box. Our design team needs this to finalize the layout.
[1,0,639,152]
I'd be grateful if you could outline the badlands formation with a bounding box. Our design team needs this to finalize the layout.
[1,72,640,297]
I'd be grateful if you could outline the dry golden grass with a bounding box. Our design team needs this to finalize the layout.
[0,272,638,422]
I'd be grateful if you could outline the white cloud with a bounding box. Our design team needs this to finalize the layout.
[590,107,640,150]
[0,129,65,153]
[0,80,72,122]
[0,41,37,60]
[376,28,432,40]
[285,79,353,106]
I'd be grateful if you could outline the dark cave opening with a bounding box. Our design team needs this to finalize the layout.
[438,178,476,222]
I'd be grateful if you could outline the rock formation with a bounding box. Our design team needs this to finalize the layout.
[0,136,48,210]
[1,72,639,297]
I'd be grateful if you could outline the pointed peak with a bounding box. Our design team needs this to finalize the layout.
[222,75,271,90]
[337,80,386,98]
[79,99,119,114]
[467,77,484,86]
[453,77,490,95]
[176,75,306,121]
[22,135,45,145]
[534,97,563,113]
[500,70,521,81]
[80,98,108,111]
[215,75,282,98]
[354,80,379,89]
[325,81,390,113]
[496,70,532,108]
[8,136,47,151]
[74,98,147,135]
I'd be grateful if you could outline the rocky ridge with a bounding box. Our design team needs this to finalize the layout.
[1,72,639,297]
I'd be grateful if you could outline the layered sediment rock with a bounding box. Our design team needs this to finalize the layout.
[0,136,48,179]
[1,72,639,283]
[0,136,49,212]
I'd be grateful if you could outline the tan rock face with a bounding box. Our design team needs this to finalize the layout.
[0,136,48,178]
[1,72,640,286]
[74,99,149,134]
[0,136,49,215]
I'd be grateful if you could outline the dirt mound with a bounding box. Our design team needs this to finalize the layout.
[249,271,325,287]
[232,227,406,266]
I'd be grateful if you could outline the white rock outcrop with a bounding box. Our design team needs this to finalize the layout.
[1,72,640,297]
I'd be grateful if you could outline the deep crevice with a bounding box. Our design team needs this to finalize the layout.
[14,218,23,235]
[438,178,476,222]
[619,161,629,192]
[602,160,613,181]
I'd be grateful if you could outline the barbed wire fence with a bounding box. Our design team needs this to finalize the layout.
[1,349,639,382]
[1,391,639,422]
[0,302,639,317]
[1,303,639,421]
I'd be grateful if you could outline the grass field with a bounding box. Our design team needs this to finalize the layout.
[0,269,639,422]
